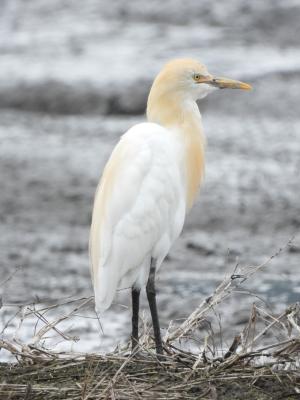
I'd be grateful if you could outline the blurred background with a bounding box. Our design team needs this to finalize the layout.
[0,0,300,355]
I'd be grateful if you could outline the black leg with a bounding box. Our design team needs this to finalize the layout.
[131,287,140,353]
[146,258,163,355]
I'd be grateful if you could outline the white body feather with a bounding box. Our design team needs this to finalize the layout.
[89,58,251,319]
[90,122,187,312]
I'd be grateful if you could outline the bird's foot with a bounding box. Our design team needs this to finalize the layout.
[131,347,166,362]
[155,352,166,362]
[131,348,149,360]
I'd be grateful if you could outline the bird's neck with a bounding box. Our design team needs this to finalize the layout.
[147,93,205,209]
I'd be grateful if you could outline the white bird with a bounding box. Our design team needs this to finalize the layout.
[89,58,251,355]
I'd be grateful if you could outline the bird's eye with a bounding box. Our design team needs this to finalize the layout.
[193,73,201,81]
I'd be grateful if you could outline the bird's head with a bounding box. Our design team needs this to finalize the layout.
[149,58,252,103]
[147,58,251,125]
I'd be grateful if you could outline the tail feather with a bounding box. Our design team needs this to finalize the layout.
[93,262,118,313]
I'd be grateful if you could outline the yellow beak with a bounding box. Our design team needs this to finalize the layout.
[209,76,252,90]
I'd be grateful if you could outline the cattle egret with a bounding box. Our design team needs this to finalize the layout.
[89,58,251,355]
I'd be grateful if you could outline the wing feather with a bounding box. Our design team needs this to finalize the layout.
[89,122,184,312]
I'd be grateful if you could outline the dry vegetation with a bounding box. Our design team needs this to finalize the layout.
[1,241,300,399]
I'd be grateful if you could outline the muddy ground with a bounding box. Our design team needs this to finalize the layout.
[0,0,300,357]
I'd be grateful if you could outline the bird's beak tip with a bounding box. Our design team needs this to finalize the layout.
[239,82,252,91]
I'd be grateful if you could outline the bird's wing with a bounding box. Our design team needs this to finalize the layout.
[89,122,184,312]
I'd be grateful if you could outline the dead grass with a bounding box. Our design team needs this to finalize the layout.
[0,239,299,399]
